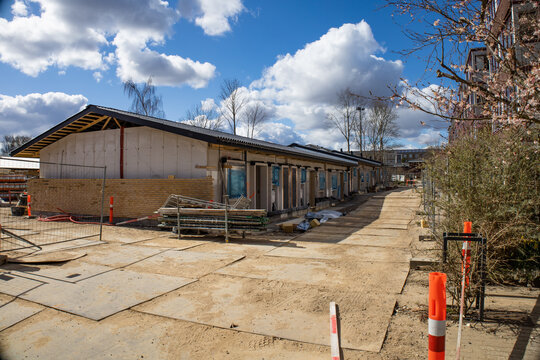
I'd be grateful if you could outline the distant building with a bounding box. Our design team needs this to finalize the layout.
[354,149,429,182]
[451,0,539,141]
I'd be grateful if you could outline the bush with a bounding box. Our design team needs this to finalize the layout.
[423,126,539,307]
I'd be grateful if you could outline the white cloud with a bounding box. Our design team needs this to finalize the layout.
[201,98,216,111]
[406,128,444,146]
[0,0,216,87]
[0,92,88,137]
[11,0,28,17]
[114,33,215,88]
[93,71,102,83]
[233,21,404,148]
[179,0,244,36]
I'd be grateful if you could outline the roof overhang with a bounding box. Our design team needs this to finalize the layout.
[11,105,355,167]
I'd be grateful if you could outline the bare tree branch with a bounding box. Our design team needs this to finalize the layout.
[326,89,362,152]
[243,103,269,138]
[219,79,247,135]
[2,135,32,155]
[123,77,165,118]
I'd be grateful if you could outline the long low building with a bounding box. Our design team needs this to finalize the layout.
[11,105,381,218]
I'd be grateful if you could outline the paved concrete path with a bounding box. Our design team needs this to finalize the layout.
[0,188,422,358]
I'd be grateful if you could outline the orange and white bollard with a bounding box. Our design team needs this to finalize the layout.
[456,222,472,358]
[330,301,340,360]
[27,194,32,217]
[462,221,472,287]
[109,196,114,224]
[429,272,446,360]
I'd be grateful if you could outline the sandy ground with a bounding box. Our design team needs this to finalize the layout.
[0,187,538,359]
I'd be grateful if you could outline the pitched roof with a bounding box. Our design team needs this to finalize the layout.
[11,105,356,166]
[289,143,381,167]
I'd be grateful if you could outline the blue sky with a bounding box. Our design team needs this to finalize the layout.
[0,0,446,149]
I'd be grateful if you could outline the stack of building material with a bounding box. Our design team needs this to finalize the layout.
[157,194,268,232]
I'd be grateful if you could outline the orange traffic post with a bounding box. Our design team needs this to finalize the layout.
[429,272,446,360]
[109,196,114,224]
[27,194,32,217]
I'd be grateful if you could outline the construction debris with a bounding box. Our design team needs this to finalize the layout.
[157,194,268,233]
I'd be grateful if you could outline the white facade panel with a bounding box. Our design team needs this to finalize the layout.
[41,126,209,179]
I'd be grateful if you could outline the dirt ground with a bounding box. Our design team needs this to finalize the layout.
[0,188,538,359]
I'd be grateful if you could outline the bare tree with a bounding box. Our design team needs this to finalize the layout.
[123,77,165,118]
[219,79,247,135]
[326,89,361,152]
[243,103,269,138]
[1,135,32,155]
[183,102,223,130]
[365,101,400,163]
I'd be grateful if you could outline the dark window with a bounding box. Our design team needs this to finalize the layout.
[228,167,246,198]
[319,172,326,190]
[272,166,280,186]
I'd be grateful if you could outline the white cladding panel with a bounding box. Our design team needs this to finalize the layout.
[40,127,208,179]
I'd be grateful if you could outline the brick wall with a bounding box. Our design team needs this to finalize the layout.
[27,178,214,218]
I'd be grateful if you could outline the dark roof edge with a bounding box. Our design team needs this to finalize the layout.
[93,106,354,166]
[11,105,354,166]
[10,105,95,156]
[289,143,381,167]
[92,105,220,145]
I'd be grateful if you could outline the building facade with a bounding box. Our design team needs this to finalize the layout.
[12,105,382,218]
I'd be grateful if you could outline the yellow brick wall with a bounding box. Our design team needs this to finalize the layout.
[27,178,213,218]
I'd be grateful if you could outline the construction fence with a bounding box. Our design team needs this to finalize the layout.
[0,159,106,252]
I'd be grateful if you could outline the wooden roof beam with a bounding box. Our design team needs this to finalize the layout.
[75,115,108,133]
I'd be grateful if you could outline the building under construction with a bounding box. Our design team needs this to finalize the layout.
[10,105,382,219]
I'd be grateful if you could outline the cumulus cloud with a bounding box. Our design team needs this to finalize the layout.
[114,33,215,88]
[0,0,216,87]
[11,0,28,17]
[225,21,405,148]
[0,92,88,137]
[178,0,244,36]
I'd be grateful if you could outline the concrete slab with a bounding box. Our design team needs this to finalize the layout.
[132,236,206,249]
[353,228,408,237]
[0,307,332,360]
[8,251,87,264]
[0,294,43,331]
[10,238,105,256]
[126,250,245,278]
[135,274,397,352]
[310,226,407,238]
[338,234,411,248]
[347,209,413,216]
[266,242,411,263]
[292,232,347,243]
[336,218,411,225]
[6,262,113,283]
[79,244,164,268]
[215,256,409,293]
[20,269,195,320]
[193,241,279,256]
[0,271,45,297]
[324,221,409,230]
[308,226,356,235]
[101,227,165,243]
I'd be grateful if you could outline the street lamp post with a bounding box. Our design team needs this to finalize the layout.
[356,106,365,157]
